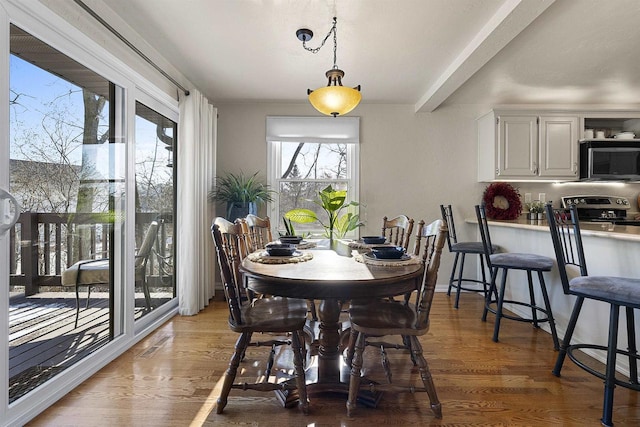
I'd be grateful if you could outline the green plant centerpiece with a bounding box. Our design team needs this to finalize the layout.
[284,185,362,240]
[208,171,274,220]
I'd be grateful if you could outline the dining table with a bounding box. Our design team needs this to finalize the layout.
[239,239,424,404]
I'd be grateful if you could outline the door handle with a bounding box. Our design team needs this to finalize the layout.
[0,188,21,236]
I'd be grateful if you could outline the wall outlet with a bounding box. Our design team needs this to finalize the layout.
[538,193,546,203]
[524,193,532,204]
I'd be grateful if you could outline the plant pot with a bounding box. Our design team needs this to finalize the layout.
[226,201,257,221]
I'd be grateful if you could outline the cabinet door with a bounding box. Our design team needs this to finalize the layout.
[498,116,538,177]
[538,116,579,178]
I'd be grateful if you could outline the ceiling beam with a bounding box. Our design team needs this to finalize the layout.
[415,0,556,113]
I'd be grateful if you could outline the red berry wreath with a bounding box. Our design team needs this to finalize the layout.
[482,182,522,220]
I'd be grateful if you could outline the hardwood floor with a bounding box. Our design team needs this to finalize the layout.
[28,292,639,426]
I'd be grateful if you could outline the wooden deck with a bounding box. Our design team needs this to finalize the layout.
[8,291,168,403]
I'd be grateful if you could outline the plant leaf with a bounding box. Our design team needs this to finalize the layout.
[284,209,318,224]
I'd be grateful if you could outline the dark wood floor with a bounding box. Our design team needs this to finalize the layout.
[28,292,640,426]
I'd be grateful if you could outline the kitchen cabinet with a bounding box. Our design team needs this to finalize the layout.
[478,110,579,181]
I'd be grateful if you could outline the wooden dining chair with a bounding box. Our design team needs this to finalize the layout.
[546,204,640,427]
[211,221,309,414]
[346,218,447,418]
[382,215,414,250]
[238,214,318,320]
[241,214,274,252]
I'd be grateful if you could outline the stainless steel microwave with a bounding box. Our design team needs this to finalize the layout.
[579,140,640,180]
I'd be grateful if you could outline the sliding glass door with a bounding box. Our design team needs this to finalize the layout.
[6,24,124,403]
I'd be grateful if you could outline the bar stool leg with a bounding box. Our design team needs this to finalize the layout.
[553,297,584,376]
[454,253,468,309]
[626,307,638,384]
[526,270,539,327]
[602,304,620,427]
[538,271,559,350]
[447,252,460,297]
[482,267,499,322]
[492,268,508,343]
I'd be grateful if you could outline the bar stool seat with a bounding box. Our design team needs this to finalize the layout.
[476,205,559,350]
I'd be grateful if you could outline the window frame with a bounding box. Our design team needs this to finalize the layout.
[267,139,360,237]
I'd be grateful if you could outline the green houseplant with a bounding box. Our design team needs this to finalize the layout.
[209,171,274,220]
[284,185,362,239]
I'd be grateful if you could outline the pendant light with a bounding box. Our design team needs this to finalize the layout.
[296,17,361,117]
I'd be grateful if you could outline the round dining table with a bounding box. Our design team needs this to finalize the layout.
[240,240,424,401]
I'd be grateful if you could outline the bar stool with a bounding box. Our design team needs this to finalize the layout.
[546,203,640,427]
[475,204,559,349]
[440,204,494,309]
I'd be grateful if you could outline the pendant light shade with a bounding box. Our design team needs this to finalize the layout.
[297,17,361,117]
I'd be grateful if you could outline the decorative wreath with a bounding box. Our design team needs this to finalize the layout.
[482,182,522,220]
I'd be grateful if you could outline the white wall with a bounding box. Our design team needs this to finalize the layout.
[216,101,490,282]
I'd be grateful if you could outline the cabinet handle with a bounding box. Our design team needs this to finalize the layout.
[533,161,538,175]
[496,168,500,176]
[573,162,578,174]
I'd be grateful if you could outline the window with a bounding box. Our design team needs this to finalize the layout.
[267,117,359,237]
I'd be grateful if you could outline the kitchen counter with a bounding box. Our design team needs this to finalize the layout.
[465,216,640,242]
[463,214,639,376]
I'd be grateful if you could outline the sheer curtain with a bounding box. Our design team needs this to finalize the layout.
[177,89,217,315]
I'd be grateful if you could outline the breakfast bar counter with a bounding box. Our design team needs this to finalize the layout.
[464,215,640,375]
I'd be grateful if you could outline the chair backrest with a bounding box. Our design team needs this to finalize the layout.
[135,221,159,269]
[382,215,414,250]
[439,204,459,249]
[211,220,244,324]
[242,214,273,252]
[213,216,247,300]
[474,204,495,269]
[413,219,448,329]
[545,203,588,295]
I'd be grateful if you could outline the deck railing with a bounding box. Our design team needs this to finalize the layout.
[9,212,172,296]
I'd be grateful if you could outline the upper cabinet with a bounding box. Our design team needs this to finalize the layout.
[478,110,579,182]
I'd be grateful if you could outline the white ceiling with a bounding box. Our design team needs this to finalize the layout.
[101,0,640,112]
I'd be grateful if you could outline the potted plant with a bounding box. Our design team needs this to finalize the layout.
[208,171,275,220]
[284,185,362,240]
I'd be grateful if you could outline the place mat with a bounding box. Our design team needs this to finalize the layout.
[247,250,314,264]
[354,253,422,267]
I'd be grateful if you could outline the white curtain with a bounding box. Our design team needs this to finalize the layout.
[177,89,217,315]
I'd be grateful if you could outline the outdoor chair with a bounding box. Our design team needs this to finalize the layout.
[61,221,158,327]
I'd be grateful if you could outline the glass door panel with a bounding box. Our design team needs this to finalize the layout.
[134,101,176,318]
[7,24,123,402]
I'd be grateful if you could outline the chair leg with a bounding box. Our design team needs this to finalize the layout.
[537,271,559,350]
[409,336,442,419]
[482,267,499,322]
[625,307,638,385]
[526,271,539,327]
[86,285,92,309]
[447,252,460,297]
[216,331,251,414]
[454,253,467,309]
[602,304,620,427]
[74,286,80,328]
[142,278,152,312]
[492,268,508,343]
[346,331,366,417]
[291,330,309,415]
[479,254,489,298]
[307,299,318,321]
[345,327,358,368]
[553,297,584,376]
